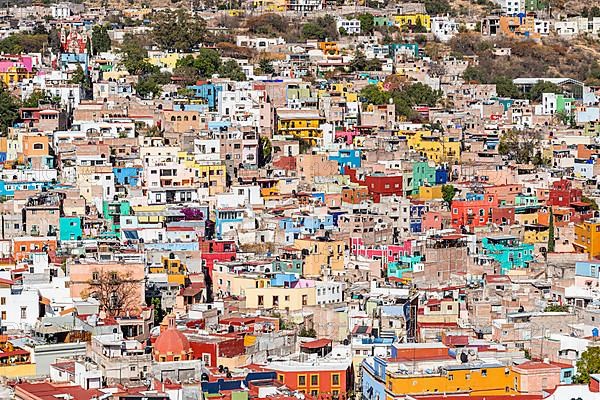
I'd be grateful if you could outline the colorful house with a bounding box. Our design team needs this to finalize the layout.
[574,218,600,259]
[403,130,461,163]
[59,217,82,241]
[392,13,431,31]
[481,236,534,274]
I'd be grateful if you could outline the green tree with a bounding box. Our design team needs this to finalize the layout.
[359,84,391,106]
[547,208,555,253]
[357,13,374,34]
[258,58,274,74]
[258,136,272,167]
[442,184,456,206]
[301,15,338,41]
[495,76,521,98]
[177,49,222,79]
[219,60,246,81]
[151,297,166,326]
[424,0,452,15]
[529,81,563,102]
[91,24,111,55]
[23,90,60,108]
[349,49,368,72]
[0,84,20,134]
[136,71,171,99]
[413,16,428,33]
[544,304,568,312]
[151,9,209,52]
[120,34,151,74]
[582,195,599,211]
[497,129,542,164]
[574,347,600,383]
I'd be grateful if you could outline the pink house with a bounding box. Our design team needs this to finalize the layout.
[350,238,414,260]
[513,361,561,394]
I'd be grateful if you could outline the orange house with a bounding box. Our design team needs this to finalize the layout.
[21,134,50,164]
[13,237,57,261]
[318,41,339,55]
[342,186,370,204]
[268,359,352,399]
[499,15,540,39]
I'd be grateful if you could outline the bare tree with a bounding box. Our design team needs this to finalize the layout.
[84,270,140,317]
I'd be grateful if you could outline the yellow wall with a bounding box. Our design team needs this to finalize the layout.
[404,131,461,163]
[387,365,516,397]
[393,14,431,30]
[574,221,600,258]
[294,239,344,276]
[0,363,36,378]
[418,185,442,200]
[244,286,316,311]
[213,271,270,296]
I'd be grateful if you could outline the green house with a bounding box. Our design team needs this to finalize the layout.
[481,236,534,274]
[59,217,82,241]
[102,199,131,233]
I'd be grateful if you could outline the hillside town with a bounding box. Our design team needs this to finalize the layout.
[1,0,600,399]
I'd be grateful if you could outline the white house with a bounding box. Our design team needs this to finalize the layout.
[431,16,459,42]
[336,18,361,35]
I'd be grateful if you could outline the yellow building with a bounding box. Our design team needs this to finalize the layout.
[418,185,442,200]
[294,238,344,277]
[252,0,286,11]
[404,130,460,163]
[515,213,549,244]
[318,83,358,102]
[146,52,189,71]
[193,163,227,196]
[0,66,35,86]
[392,13,431,31]
[386,363,517,396]
[213,268,271,297]
[132,205,167,224]
[276,109,324,142]
[574,219,600,258]
[244,286,316,311]
[149,256,188,286]
[318,41,339,55]
[227,9,245,16]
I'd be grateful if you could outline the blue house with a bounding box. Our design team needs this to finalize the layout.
[270,273,298,287]
[300,214,334,233]
[0,181,54,198]
[361,357,389,400]
[410,204,427,233]
[113,167,141,186]
[59,217,82,241]
[187,83,221,110]
[329,149,362,174]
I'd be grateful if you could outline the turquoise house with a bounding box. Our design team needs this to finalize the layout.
[59,217,82,241]
[481,236,534,274]
[387,255,423,279]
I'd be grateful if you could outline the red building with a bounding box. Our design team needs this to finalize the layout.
[547,179,582,207]
[346,167,403,203]
[265,360,353,399]
[188,334,245,367]
[200,239,236,277]
[451,194,498,231]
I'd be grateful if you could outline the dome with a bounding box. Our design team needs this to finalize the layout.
[153,315,192,362]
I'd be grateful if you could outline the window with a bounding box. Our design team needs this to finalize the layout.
[20,306,27,319]
[332,373,340,386]
[311,375,318,386]
[311,390,318,396]
[130,366,136,371]
[482,369,487,377]
[298,375,306,386]
[564,371,572,378]
[448,374,454,381]
[279,375,284,382]
[0,297,5,305]
[258,295,264,306]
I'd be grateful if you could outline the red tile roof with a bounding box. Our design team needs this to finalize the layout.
[300,339,332,349]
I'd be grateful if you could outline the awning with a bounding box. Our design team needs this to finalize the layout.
[123,230,139,240]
